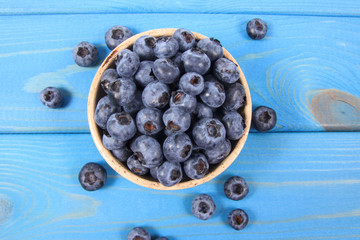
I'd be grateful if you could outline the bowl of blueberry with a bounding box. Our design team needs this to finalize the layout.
[87,28,252,190]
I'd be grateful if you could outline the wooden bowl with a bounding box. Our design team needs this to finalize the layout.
[88,28,252,190]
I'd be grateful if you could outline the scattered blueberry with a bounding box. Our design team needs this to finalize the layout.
[111,146,132,162]
[191,194,216,220]
[228,209,248,230]
[78,162,107,191]
[134,61,156,87]
[222,111,245,140]
[252,106,277,132]
[163,132,193,163]
[223,83,246,112]
[130,135,163,168]
[142,80,170,109]
[133,35,156,60]
[163,106,191,135]
[127,227,151,240]
[200,80,226,108]
[108,77,137,106]
[213,57,240,84]
[204,138,231,164]
[136,107,164,135]
[127,154,150,176]
[154,36,179,58]
[184,153,209,179]
[105,25,133,50]
[95,95,119,129]
[224,176,249,201]
[194,102,214,119]
[179,72,204,96]
[115,49,140,78]
[73,41,98,67]
[157,161,183,187]
[154,238,168,240]
[192,118,226,150]
[40,87,63,108]
[197,38,223,61]
[106,112,137,141]
[102,130,127,150]
[169,90,197,113]
[153,58,180,84]
[247,18,267,40]
[181,48,211,75]
[100,68,119,95]
[172,28,196,52]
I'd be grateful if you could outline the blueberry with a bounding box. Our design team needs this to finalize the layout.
[78,162,107,191]
[100,69,119,95]
[95,95,119,129]
[184,153,209,179]
[223,83,246,112]
[133,35,156,60]
[134,61,156,87]
[179,72,204,96]
[153,58,180,84]
[171,52,184,73]
[172,28,196,52]
[194,102,213,119]
[122,91,144,116]
[130,135,163,168]
[213,58,240,84]
[252,106,277,132]
[102,130,126,150]
[222,111,245,140]
[105,25,133,50]
[154,36,179,58]
[192,118,226,150]
[204,138,231,164]
[39,87,62,108]
[224,176,249,201]
[72,41,98,67]
[106,112,137,141]
[163,132,193,163]
[108,77,137,106]
[115,49,140,78]
[228,209,248,230]
[136,107,164,135]
[191,194,216,220]
[199,80,226,108]
[181,48,211,75]
[163,106,191,135]
[150,166,159,180]
[142,80,170,109]
[170,90,197,113]
[154,238,168,240]
[127,227,151,240]
[196,38,223,61]
[127,154,150,176]
[157,161,183,187]
[111,146,132,162]
[247,18,267,40]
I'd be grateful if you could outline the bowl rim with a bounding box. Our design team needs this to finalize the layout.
[87,28,252,190]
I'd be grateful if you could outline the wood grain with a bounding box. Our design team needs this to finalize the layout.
[1,14,360,133]
[0,132,360,239]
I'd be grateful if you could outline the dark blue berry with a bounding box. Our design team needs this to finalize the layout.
[154,238,168,240]
[142,80,170,109]
[133,35,156,60]
[130,135,163,168]
[191,194,216,220]
[228,209,248,230]
[213,58,240,84]
[172,28,196,52]
[253,106,277,132]
[111,146,132,162]
[134,61,156,87]
[184,153,209,179]
[192,118,226,150]
[154,36,179,58]
[136,107,164,136]
[200,80,226,108]
[153,58,180,84]
[157,161,183,187]
[122,91,144,117]
[163,106,191,135]
[105,25,133,50]
[95,95,119,129]
[100,69,119,95]
[204,138,231,164]
[197,38,223,61]
[108,77,137,106]
[222,111,245,140]
[194,102,213,119]
[181,48,211,75]
[150,166,159,180]
[102,130,126,150]
[163,132,193,163]
[224,176,249,201]
[223,83,246,112]
[72,41,98,67]
[78,162,107,191]
[106,112,137,141]
[247,18,267,40]
[115,49,140,78]
[171,52,184,73]
[40,87,63,108]
[170,90,197,113]
[179,72,204,96]
[127,154,150,176]
[127,227,151,240]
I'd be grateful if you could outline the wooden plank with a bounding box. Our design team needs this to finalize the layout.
[0,132,360,239]
[0,14,360,133]
[1,0,360,17]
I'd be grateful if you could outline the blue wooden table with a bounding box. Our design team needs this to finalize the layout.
[1,1,360,239]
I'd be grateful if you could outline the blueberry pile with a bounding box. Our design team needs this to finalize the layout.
[94,28,248,187]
